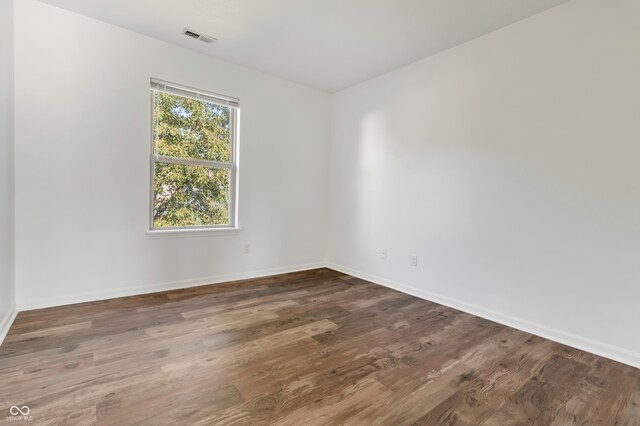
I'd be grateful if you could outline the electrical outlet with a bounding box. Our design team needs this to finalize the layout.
[244,244,251,254]
[410,255,418,267]
[380,249,388,260]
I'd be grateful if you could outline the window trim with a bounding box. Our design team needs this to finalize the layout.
[149,79,240,232]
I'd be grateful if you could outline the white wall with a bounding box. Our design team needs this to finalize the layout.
[14,0,330,309]
[0,0,16,337]
[328,0,640,367]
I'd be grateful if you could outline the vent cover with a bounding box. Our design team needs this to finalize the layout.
[183,28,216,44]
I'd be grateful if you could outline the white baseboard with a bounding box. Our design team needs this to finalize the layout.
[16,262,326,311]
[0,302,18,347]
[12,259,640,370]
[326,262,640,370]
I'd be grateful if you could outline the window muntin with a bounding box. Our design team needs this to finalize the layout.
[150,79,238,230]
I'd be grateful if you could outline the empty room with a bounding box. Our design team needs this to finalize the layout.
[1,0,639,424]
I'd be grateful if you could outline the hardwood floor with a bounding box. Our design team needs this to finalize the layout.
[1,268,638,425]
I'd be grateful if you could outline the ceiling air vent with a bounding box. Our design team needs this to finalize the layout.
[183,28,216,44]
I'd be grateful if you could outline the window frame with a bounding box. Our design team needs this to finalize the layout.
[148,78,240,232]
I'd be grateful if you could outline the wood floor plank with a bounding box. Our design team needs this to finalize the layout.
[619,371,640,426]
[0,268,637,425]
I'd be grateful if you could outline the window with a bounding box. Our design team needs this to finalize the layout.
[150,79,239,230]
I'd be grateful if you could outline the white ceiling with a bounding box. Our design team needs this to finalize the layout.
[37,0,571,92]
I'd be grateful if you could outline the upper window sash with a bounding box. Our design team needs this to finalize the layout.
[150,78,239,109]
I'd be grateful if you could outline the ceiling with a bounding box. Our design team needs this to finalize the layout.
[37,0,571,92]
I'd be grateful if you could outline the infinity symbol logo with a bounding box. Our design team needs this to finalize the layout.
[9,405,30,416]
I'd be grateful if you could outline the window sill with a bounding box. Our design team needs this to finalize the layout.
[146,227,241,238]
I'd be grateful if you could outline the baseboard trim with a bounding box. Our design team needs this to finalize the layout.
[13,260,640,369]
[17,262,326,312]
[326,262,640,370]
[0,302,18,347]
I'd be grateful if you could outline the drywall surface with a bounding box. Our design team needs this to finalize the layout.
[328,0,640,365]
[0,0,16,337]
[14,0,330,308]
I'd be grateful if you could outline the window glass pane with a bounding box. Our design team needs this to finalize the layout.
[153,91,231,163]
[153,163,230,227]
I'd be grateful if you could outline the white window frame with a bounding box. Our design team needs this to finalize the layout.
[149,78,240,232]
